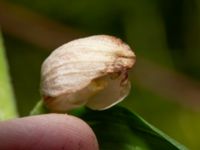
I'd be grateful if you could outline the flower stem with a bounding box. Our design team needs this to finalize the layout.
[30,100,49,115]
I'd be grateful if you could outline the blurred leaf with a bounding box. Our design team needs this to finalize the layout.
[72,106,187,150]
[0,32,18,120]
[4,35,48,116]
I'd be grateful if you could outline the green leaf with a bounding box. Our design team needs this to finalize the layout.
[72,106,187,150]
[0,32,18,120]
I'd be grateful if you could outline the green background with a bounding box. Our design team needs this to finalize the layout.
[0,0,200,149]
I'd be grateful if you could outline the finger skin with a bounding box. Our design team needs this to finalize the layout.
[0,114,98,150]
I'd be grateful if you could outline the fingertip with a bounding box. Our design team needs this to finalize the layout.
[0,114,99,150]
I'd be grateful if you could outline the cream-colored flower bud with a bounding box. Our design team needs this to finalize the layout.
[41,35,136,112]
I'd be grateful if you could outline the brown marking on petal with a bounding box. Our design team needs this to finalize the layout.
[120,72,129,86]
[43,96,53,105]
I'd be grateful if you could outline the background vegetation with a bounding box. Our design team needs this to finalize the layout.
[0,0,200,149]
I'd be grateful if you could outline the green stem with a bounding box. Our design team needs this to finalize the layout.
[30,100,49,115]
[0,32,18,120]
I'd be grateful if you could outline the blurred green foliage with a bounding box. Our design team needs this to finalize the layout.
[0,33,17,120]
[1,0,200,149]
